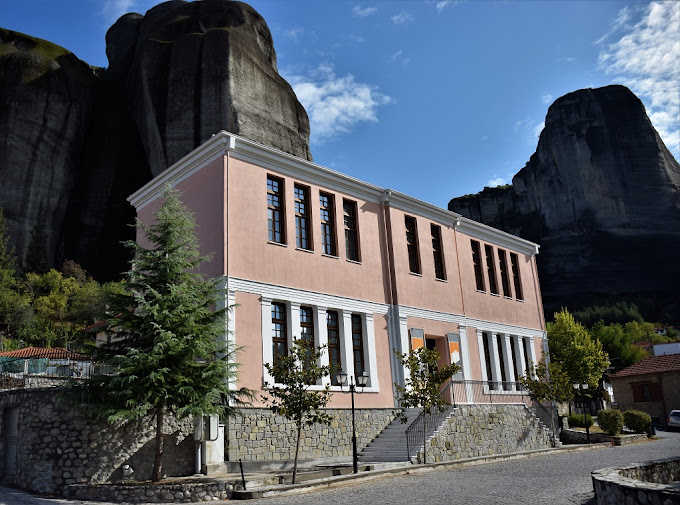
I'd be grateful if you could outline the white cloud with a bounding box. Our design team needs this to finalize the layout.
[390,50,402,61]
[283,64,392,143]
[488,175,512,187]
[598,1,680,157]
[514,118,544,146]
[353,5,378,17]
[557,56,575,63]
[284,28,304,42]
[391,11,414,24]
[435,1,462,12]
[541,94,553,104]
[349,34,365,43]
[101,0,136,23]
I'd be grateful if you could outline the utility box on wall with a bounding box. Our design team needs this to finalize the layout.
[194,415,225,474]
[193,415,219,442]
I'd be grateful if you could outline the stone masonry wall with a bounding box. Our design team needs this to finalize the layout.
[0,389,194,494]
[592,457,680,505]
[228,408,395,462]
[420,405,553,463]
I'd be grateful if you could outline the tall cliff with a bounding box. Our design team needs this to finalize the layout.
[0,0,311,279]
[449,85,680,319]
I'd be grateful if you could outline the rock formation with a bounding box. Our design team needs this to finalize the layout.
[449,85,680,319]
[0,0,311,279]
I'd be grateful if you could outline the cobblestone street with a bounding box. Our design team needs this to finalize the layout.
[1,430,678,505]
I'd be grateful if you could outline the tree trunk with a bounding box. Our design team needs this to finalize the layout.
[292,422,302,484]
[152,406,165,482]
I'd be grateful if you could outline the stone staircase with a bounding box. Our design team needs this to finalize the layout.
[357,408,421,463]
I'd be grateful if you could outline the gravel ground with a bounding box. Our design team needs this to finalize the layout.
[2,430,678,505]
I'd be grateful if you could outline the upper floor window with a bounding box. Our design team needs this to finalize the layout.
[405,215,421,274]
[431,224,446,280]
[498,248,512,297]
[510,253,524,301]
[484,244,498,295]
[267,176,285,244]
[471,240,485,291]
[319,192,337,256]
[351,314,365,377]
[327,310,342,385]
[271,302,288,366]
[294,184,311,250]
[343,199,360,262]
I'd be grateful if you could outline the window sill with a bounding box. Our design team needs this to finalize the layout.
[490,293,500,297]
[268,241,288,248]
[435,277,447,283]
[295,247,314,254]
[504,296,513,300]
[409,272,423,277]
[476,289,486,294]
[346,259,362,265]
[322,253,339,260]
[516,298,525,303]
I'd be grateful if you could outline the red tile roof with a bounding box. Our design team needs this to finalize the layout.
[0,347,89,360]
[610,354,680,378]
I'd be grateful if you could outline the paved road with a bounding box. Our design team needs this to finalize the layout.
[2,430,679,505]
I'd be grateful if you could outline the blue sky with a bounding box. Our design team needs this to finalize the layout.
[2,1,678,208]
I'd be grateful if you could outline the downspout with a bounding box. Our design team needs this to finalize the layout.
[452,217,466,317]
[224,140,231,461]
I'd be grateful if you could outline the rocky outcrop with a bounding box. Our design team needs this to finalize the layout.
[0,0,311,279]
[449,85,680,319]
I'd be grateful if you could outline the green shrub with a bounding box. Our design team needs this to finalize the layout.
[623,410,651,433]
[597,409,623,435]
[568,413,593,428]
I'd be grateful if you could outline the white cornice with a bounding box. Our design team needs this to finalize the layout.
[455,217,540,256]
[227,277,390,315]
[397,305,467,326]
[465,317,546,339]
[127,131,540,255]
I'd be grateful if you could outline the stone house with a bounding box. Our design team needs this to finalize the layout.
[610,354,680,426]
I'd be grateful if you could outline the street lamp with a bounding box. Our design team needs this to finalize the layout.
[573,383,590,444]
[337,369,369,473]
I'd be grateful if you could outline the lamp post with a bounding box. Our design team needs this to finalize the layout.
[337,369,369,473]
[573,382,590,444]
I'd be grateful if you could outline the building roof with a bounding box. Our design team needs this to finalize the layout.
[610,354,680,378]
[0,347,89,360]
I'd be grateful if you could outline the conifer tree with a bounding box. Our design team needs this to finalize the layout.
[79,187,252,482]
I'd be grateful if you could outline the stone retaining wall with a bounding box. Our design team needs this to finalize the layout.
[592,457,680,505]
[228,408,395,462]
[0,389,194,493]
[560,429,648,445]
[419,405,553,463]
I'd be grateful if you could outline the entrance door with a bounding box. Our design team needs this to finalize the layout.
[4,407,19,476]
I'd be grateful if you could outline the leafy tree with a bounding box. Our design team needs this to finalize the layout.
[24,203,49,274]
[393,346,459,464]
[590,321,648,371]
[547,309,609,389]
[521,357,573,442]
[77,187,252,482]
[262,339,333,484]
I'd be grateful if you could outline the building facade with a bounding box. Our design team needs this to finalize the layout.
[128,131,547,414]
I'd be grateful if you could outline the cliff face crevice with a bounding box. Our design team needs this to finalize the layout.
[0,0,311,279]
[450,85,680,317]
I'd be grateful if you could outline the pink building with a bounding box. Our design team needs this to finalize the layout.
[128,131,549,464]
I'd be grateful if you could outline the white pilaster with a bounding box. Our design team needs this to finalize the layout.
[364,313,378,388]
[514,336,527,380]
[458,326,474,403]
[315,306,330,386]
[340,310,355,379]
[289,302,301,350]
[477,329,489,384]
[261,297,273,385]
[488,332,502,390]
